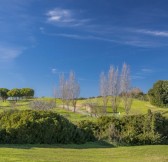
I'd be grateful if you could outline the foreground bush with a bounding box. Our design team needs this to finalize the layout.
[78,112,168,145]
[0,110,95,144]
[100,112,167,145]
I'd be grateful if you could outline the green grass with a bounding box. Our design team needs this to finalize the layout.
[52,108,93,122]
[0,99,168,161]
[0,143,167,162]
[0,97,168,120]
[79,97,168,117]
[0,99,93,122]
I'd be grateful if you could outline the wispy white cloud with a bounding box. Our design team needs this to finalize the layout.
[137,29,168,37]
[0,45,24,62]
[141,68,153,73]
[47,8,72,22]
[46,8,90,27]
[45,8,168,48]
[54,33,163,47]
[55,33,118,43]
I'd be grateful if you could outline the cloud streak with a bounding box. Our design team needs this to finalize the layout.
[46,8,90,27]
[45,8,168,48]
[0,45,24,62]
[137,29,168,37]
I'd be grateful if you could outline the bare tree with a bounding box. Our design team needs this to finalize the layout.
[69,71,80,112]
[120,63,132,115]
[59,71,80,112]
[64,80,71,110]
[59,73,66,109]
[53,85,59,107]
[100,72,108,113]
[108,66,120,113]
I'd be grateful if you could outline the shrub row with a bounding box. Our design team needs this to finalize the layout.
[0,110,167,145]
[78,111,168,145]
[0,110,95,144]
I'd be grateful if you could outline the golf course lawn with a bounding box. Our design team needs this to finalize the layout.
[0,143,167,162]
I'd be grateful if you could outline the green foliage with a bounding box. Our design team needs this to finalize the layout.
[120,113,163,145]
[77,113,168,145]
[148,80,168,107]
[0,110,94,144]
[7,88,21,101]
[0,88,9,101]
[77,120,97,141]
[20,88,34,98]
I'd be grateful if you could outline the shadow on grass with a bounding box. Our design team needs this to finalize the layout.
[0,141,114,150]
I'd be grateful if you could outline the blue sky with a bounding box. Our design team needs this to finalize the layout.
[0,0,168,97]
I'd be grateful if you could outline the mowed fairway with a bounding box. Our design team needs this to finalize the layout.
[0,144,168,162]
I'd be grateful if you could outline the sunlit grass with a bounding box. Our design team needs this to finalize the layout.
[0,97,168,120]
[0,144,167,162]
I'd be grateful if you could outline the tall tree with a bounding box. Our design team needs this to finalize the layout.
[100,72,108,113]
[59,73,66,109]
[108,66,120,113]
[64,80,71,110]
[120,63,132,115]
[59,71,80,111]
[69,71,80,112]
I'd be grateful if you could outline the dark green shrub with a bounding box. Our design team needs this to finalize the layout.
[77,120,97,141]
[96,116,122,142]
[95,113,166,145]
[148,80,168,107]
[0,110,91,144]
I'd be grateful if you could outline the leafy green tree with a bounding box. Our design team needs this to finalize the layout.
[0,88,9,102]
[7,88,21,101]
[20,88,34,99]
[148,80,168,107]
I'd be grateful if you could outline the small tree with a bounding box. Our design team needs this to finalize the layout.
[0,88,9,102]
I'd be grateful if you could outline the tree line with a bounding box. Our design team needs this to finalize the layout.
[57,63,133,114]
[0,88,34,102]
[57,63,168,116]
[99,63,132,114]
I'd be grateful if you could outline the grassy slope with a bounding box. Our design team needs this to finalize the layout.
[78,98,168,117]
[0,98,168,121]
[0,99,92,122]
[0,144,167,162]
